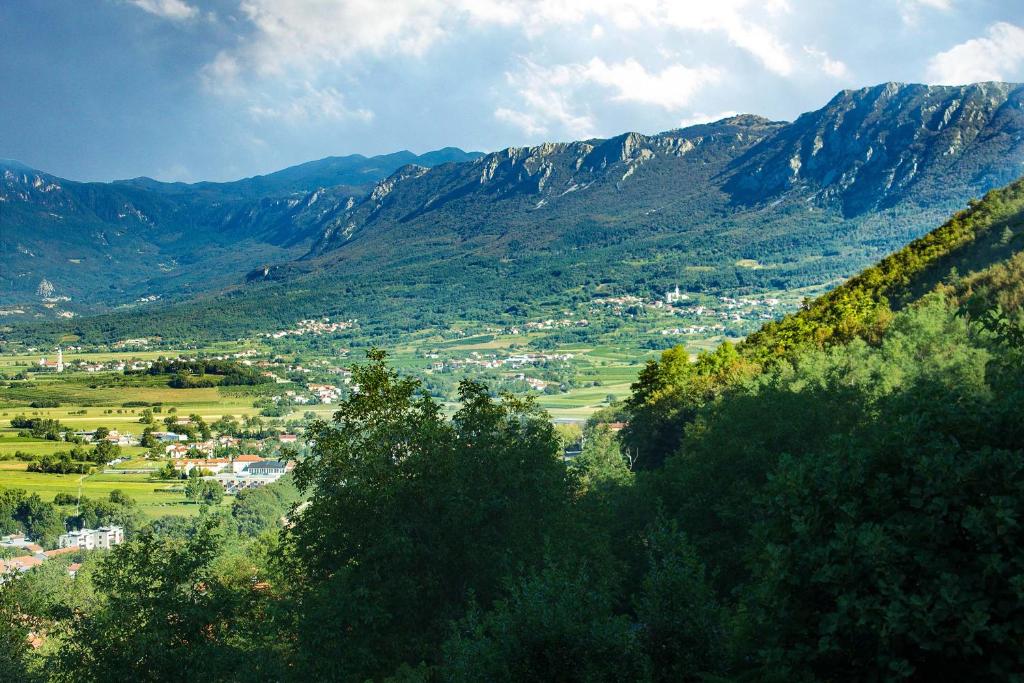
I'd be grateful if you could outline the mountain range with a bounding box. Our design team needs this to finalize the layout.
[3,81,1024,343]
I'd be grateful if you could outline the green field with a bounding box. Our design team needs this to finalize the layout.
[0,460,213,519]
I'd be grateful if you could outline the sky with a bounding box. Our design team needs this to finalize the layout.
[1,0,1023,183]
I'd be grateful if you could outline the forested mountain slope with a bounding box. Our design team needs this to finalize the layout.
[4,82,1024,344]
[0,148,482,311]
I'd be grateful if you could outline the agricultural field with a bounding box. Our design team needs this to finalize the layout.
[0,317,729,513]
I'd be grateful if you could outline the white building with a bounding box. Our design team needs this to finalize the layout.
[58,525,125,551]
[152,431,189,443]
[38,347,64,372]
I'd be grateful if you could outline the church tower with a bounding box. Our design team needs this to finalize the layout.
[56,346,64,373]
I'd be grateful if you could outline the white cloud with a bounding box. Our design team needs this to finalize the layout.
[925,22,1024,85]
[206,1,797,87]
[494,54,720,139]
[495,60,597,138]
[494,108,546,137]
[803,46,849,79]
[248,83,374,124]
[126,0,198,21]
[677,110,740,128]
[899,0,953,26]
[582,58,721,109]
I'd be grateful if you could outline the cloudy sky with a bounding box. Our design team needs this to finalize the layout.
[2,0,1023,182]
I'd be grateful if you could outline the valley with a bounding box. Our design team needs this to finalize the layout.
[3,73,1024,680]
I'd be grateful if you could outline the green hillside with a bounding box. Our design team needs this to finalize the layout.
[742,176,1024,360]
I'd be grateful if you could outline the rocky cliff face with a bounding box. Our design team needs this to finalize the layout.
[726,82,1024,214]
[304,83,1024,259]
[306,115,785,256]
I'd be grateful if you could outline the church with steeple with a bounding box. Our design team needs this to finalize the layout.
[38,346,64,372]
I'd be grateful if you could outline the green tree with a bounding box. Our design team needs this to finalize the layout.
[441,563,649,682]
[14,495,63,547]
[568,424,631,496]
[51,520,285,682]
[621,343,748,470]
[284,350,567,680]
[635,521,724,682]
[91,440,121,465]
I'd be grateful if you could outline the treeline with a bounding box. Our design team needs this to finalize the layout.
[0,489,138,549]
[10,416,64,440]
[130,359,271,387]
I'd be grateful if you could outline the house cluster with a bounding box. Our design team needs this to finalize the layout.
[661,324,727,336]
[76,359,152,373]
[0,526,125,579]
[58,526,125,550]
[266,317,357,339]
[514,374,549,391]
[307,383,342,403]
[210,460,292,494]
[74,429,137,446]
[112,337,153,348]
[430,351,575,373]
[170,455,293,493]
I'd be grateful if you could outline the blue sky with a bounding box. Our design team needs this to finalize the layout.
[1,0,1022,182]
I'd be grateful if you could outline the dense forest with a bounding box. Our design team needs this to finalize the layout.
[2,179,1023,680]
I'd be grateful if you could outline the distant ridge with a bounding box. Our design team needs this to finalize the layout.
[3,82,1024,345]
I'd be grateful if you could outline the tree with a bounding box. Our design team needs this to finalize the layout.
[441,564,648,682]
[14,495,63,547]
[184,476,204,503]
[621,343,749,470]
[51,521,286,682]
[190,414,212,441]
[284,350,567,680]
[634,522,724,682]
[200,480,223,505]
[568,425,631,496]
[91,440,121,465]
[0,488,27,535]
[0,574,37,682]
